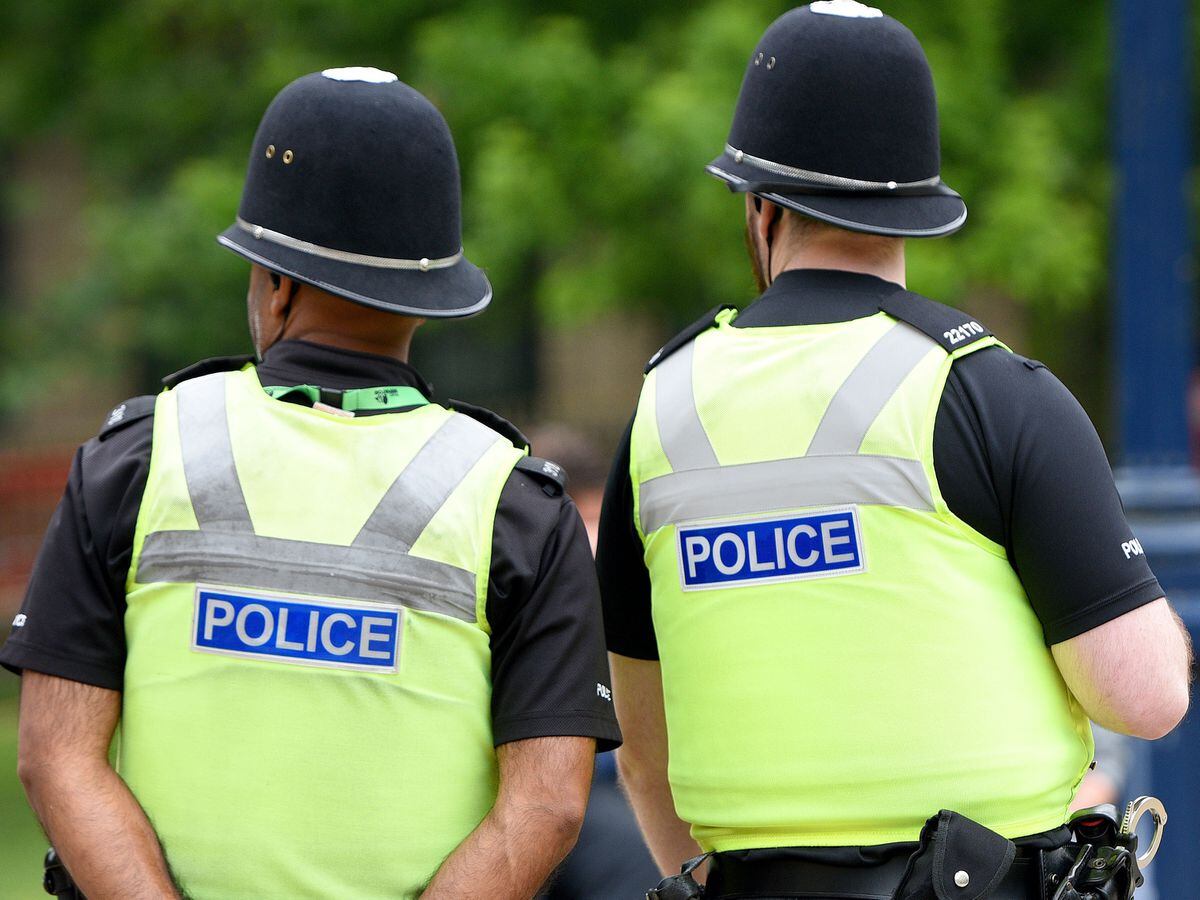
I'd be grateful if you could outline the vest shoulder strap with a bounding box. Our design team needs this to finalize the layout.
[514,456,568,496]
[162,354,255,389]
[446,398,530,451]
[98,395,156,441]
[878,291,995,354]
[645,305,738,374]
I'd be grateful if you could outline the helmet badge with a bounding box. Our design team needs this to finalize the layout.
[810,1,883,18]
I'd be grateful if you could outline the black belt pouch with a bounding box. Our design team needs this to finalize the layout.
[894,810,1018,900]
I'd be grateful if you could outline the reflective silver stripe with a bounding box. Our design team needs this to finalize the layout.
[354,415,502,551]
[159,377,498,621]
[176,375,253,532]
[638,455,934,533]
[806,323,937,455]
[725,144,941,191]
[235,217,462,271]
[137,531,477,621]
[654,340,718,471]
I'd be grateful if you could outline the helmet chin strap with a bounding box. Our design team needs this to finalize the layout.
[255,274,298,361]
[754,196,778,288]
[258,314,289,361]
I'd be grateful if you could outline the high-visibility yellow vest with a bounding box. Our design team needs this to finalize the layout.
[120,365,523,898]
[630,304,1092,851]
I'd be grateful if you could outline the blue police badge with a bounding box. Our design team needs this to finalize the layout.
[676,507,866,591]
[192,586,401,672]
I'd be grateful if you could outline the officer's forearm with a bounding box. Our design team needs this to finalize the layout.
[18,672,182,900]
[610,655,704,877]
[617,751,703,878]
[1051,597,1192,740]
[421,736,592,899]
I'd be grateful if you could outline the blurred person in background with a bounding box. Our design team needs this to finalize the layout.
[597,4,1191,899]
[526,424,661,900]
[2,69,620,899]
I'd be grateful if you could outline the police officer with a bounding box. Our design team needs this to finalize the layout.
[596,5,1191,898]
[4,68,620,899]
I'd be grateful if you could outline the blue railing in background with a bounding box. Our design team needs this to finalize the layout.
[1117,472,1199,899]
[1114,0,1197,896]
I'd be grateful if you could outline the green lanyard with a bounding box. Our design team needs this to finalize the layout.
[263,384,429,412]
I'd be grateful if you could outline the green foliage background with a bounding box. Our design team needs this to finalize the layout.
[0,0,1189,422]
[0,2,1195,891]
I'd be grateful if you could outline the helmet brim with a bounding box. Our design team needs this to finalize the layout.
[218,223,492,319]
[707,150,967,239]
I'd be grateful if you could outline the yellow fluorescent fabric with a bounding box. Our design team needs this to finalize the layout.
[630,311,1093,851]
[121,366,523,898]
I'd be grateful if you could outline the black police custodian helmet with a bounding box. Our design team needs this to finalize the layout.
[219,67,491,317]
[707,2,966,238]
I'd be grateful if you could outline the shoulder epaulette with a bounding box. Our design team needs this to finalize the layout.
[446,399,530,451]
[514,456,568,496]
[163,354,255,389]
[878,291,994,353]
[645,304,738,374]
[98,395,156,441]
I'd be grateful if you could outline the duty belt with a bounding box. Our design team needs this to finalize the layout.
[648,799,1167,900]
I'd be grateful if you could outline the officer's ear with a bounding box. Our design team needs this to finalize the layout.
[268,273,300,317]
[748,194,779,244]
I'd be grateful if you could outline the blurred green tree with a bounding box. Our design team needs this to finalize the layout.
[0,1,1124,416]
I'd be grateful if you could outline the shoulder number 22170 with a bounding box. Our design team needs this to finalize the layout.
[944,321,985,346]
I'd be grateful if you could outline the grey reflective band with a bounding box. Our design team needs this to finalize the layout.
[806,323,937,455]
[643,321,944,532]
[176,376,253,532]
[654,341,718,471]
[725,144,941,192]
[355,415,502,551]
[235,218,463,271]
[143,373,499,622]
[137,531,477,620]
[639,455,934,534]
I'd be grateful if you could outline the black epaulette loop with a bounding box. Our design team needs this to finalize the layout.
[515,456,568,496]
[645,304,738,373]
[878,291,994,353]
[162,354,255,389]
[446,399,530,451]
[98,395,156,441]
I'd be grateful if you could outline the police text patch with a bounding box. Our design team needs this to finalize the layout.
[677,508,865,590]
[192,587,401,672]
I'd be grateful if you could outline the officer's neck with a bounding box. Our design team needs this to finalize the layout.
[265,288,422,363]
[275,327,417,363]
[773,236,907,288]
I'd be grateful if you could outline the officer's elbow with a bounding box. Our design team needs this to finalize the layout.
[615,745,668,800]
[1122,679,1190,740]
[16,739,57,798]
[615,746,647,791]
[510,795,585,856]
[16,751,41,794]
[549,798,587,846]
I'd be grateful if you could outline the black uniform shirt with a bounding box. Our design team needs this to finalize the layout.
[599,269,1164,658]
[1,339,621,751]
